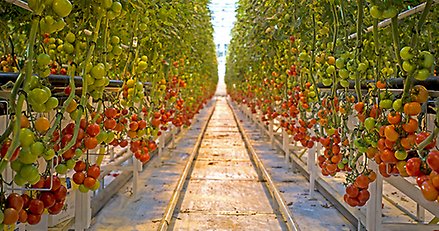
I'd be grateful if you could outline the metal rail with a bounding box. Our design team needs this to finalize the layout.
[348,0,439,40]
[157,101,216,231]
[4,0,31,11]
[227,98,301,231]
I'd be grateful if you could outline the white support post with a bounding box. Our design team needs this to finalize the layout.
[308,145,316,198]
[171,125,176,149]
[158,133,165,156]
[282,128,290,164]
[366,162,383,231]
[75,191,91,230]
[132,157,140,199]
[417,204,425,223]
[269,119,274,145]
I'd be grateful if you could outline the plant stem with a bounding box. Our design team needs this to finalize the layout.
[354,0,364,102]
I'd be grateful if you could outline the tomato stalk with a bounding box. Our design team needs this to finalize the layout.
[390,16,403,73]
[57,16,103,155]
[354,0,364,103]
[0,16,40,173]
[43,64,77,144]
[309,13,321,104]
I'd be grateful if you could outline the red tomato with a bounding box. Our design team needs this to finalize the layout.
[87,165,100,179]
[7,193,24,211]
[427,150,439,172]
[416,132,436,150]
[86,123,100,137]
[406,157,422,176]
[345,184,359,198]
[28,199,45,215]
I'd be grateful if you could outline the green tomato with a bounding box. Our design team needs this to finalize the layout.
[30,142,45,156]
[29,88,50,104]
[340,79,349,88]
[10,160,23,172]
[32,103,46,113]
[382,7,397,19]
[45,97,59,110]
[392,99,402,111]
[43,149,56,160]
[66,159,75,169]
[364,117,376,131]
[321,78,332,86]
[14,174,27,186]
[19,164,39,180]
[326,65,335,74]
[138,61,147,71]
[63,42,74,54]
[400,46,414,61]
[65,32,75,43]
[335,58,345,69]
[19,128,35,147]
[74,149,83,158]
[55,164,68,174]
[37,53,51,66]
[358,63,368,72]
[90,180,101,191]
[402,61,415,73]
[420,51,434,68]
[379,99,393,109]
[52,19,66,32]
[91,63,106,79]
[112,1,122,12]
[78,184,90,193]
[27,75,41,91]
[18,148,38,165]
[395,150,408,161]
[414,68,431,81]
[369,5,382,19]
[52,0,73,18]
[28,173,41,185]
[342,158,348,164]
[339,69,349,79]
[103,0,113,9]
[112,45,123,56]
[337,162,344,170]
[111,36,120,45]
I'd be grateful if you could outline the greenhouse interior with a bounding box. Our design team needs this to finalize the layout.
[0,0,439,230]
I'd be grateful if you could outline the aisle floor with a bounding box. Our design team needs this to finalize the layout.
[88,96,353,231]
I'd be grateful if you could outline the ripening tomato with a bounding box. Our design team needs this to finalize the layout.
[411,85,428,103]
[387,112,401,125]
[402,118,418,133]
[401,134,416,150]
[380,149,397,164]
[406,157,422,176]
[421,181,438,201]
[384,125,399,142]
[403,102,422,116]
